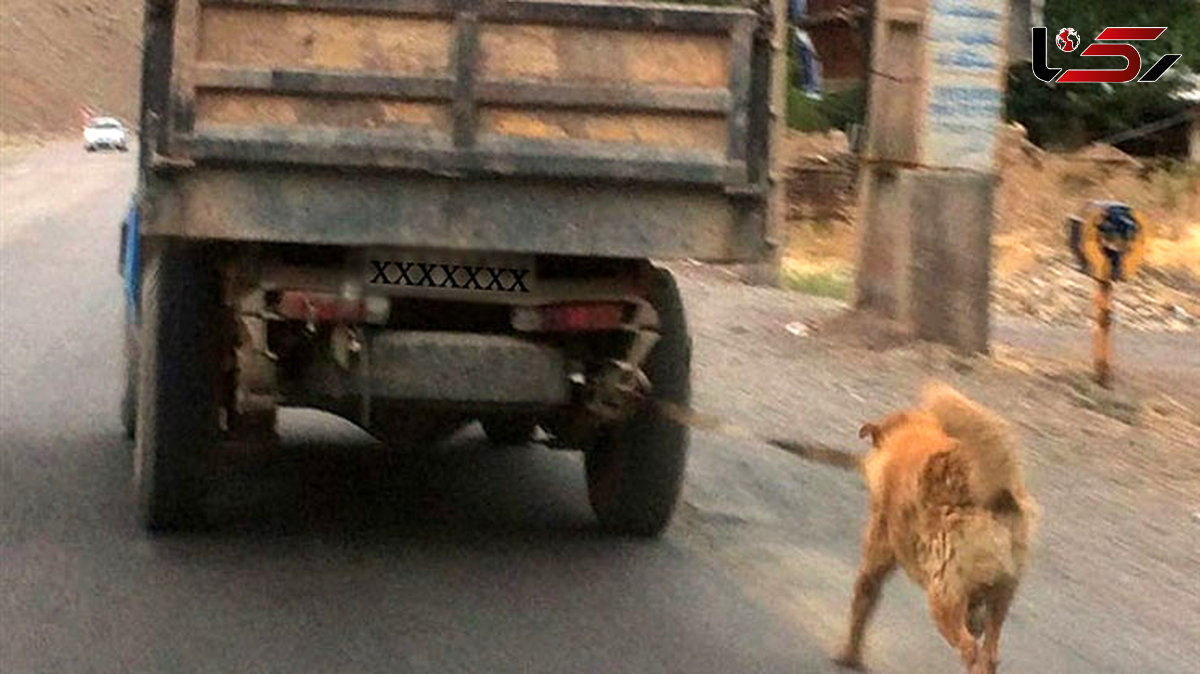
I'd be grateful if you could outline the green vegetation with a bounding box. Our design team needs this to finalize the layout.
[781,266,853,300]
[1006,0,1200,153]
[788,85,865,132]
[660,0,1200,152]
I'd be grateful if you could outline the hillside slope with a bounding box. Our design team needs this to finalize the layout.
[0,0,142,135]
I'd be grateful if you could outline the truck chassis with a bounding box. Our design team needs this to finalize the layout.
[123,0,787,535]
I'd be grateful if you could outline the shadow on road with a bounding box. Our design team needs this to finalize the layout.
[187,411,610,546]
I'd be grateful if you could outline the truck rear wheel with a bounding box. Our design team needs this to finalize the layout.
[134,241,224,532]
[585,267,691,537]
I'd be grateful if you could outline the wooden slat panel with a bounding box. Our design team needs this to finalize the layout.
[479,108,727,155]
[178,1,760,189]
[198,6,454,74]
[476,81,730,114]
[196,93,452,132]
[479,25,729,88]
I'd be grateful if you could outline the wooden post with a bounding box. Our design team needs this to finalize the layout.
[853,0,1007,354]
[1093,279,1113,388]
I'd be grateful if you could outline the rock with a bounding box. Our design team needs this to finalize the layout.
[993,252,1198,333]
[1074,143,1141,167]
[784,321,810,337]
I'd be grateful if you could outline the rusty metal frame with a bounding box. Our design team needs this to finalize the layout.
[199,0,750,32]
[166,0,201,156]
[183,128,743,184]
[194,66,455,100]
[195,66,733,115]
[725,19,754,163]
[148,166,766,258]
[451,10,481,148]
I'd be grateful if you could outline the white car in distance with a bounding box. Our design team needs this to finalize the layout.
[84,117,129,153]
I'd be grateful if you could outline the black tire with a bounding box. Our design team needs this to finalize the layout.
[585,266,691,537]
[481,417,537,447]
[134,241,223,532]
[120,322,138,440]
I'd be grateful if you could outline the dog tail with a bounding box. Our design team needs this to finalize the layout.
[920,382,1028,511]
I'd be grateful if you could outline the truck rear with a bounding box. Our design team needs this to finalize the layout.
[123,0,787,535]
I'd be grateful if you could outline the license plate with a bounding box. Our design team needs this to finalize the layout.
[364,252,534,298]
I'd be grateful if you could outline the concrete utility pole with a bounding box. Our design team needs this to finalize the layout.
[854,0,1014,353]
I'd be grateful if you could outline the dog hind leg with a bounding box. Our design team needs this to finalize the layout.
[834,517,896,670]
[980,584,1016,673]
[928,588,982,673]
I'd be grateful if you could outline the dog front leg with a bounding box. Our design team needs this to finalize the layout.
[834,518,895,670]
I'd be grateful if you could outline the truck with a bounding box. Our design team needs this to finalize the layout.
[120,0,788,536]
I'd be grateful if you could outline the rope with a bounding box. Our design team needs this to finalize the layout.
[1097,108,1198,146]
[653,400,864,472]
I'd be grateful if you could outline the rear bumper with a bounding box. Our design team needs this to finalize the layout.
[372,331,571,404]
[300,331,572,407]
[140,168,770,262]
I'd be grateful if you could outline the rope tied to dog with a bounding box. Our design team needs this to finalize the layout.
[651,399,864,473]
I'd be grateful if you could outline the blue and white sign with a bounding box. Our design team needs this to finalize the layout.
[924,0,1008,170]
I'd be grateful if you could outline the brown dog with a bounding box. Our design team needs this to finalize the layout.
[834,383,1037,674]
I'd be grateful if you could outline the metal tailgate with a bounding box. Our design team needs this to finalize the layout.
[162,0,766,188]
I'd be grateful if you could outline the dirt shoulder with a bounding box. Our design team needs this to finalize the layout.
[673,261,1199,501]
[0,139,136,248]
[670,261,1200,673]
[0,133,46,166]
[780,127,1200,333]
[0,0,142,134]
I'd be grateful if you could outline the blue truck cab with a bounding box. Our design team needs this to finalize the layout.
[119,198,140,324]
[118,198,140,439]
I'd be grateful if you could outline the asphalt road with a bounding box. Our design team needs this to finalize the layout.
[2,142,1197,674]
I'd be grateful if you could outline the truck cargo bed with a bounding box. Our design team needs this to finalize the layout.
[140,0,785,260]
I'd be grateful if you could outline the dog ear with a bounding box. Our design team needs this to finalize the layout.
[858,422,881,445]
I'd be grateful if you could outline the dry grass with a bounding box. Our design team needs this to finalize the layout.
[781,220,856,299]
[1146,222,1200,278]
[781,264,852,300]
[782,127,1200,288]
[993,131,1199,281]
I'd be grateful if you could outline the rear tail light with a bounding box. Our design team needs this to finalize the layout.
[276,291,390,325]
[512,303,627,332]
